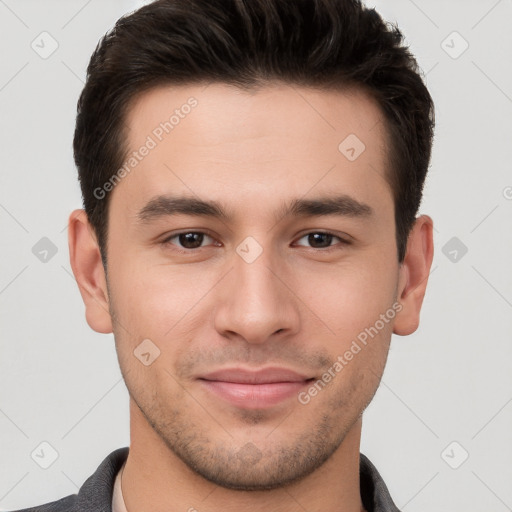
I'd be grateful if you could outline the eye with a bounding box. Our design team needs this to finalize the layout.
[160,230,350,254]
[294,231,349,250]
[162,231,218,251]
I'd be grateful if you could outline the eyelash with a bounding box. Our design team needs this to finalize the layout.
[160,230,351,255]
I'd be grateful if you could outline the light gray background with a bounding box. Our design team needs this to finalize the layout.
[1,0,511,510]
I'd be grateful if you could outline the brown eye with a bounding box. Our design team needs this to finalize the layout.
[162,231,216,250]
[307,233,333,248]
[295,232,348,250]
[177,232,205,249]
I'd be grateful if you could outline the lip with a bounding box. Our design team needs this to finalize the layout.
[198,367,314,409]
[200,367,311,384]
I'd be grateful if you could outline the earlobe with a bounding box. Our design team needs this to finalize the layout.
[393,215,434,336]
[68,209,113,334]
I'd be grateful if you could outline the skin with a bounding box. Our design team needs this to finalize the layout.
[68,82,433,512]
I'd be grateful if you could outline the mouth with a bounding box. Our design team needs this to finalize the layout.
[197,367,315,409]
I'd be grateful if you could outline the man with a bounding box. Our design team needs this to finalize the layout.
[11,0,434,510]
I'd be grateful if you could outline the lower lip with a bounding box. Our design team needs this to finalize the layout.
[199,379,311,409]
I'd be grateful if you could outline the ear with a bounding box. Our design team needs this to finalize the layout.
[393,215,434,336]
[68,209,113,334]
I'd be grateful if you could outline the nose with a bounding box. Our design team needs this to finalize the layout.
[213,247,301,345]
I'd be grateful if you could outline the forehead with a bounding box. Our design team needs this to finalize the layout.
[124,81,387,151]
[115,82,391,221]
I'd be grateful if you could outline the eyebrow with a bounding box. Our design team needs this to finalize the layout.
[136,194,374,224]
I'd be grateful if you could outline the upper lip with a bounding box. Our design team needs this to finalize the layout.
[199,367,312,384]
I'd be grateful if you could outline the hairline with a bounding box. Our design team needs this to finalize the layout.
[98,79,399,269]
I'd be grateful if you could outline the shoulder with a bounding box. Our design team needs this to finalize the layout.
[360,452,402,512]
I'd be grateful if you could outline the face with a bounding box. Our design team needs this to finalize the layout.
[103,82,401,490]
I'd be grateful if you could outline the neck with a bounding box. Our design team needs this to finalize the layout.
[121,398,365,512]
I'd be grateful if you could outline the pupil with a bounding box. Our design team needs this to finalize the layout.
[179,232,203,249]
[309,233,332,248]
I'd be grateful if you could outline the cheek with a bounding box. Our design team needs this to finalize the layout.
[295,254,399,347]
[109,258,218,342]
